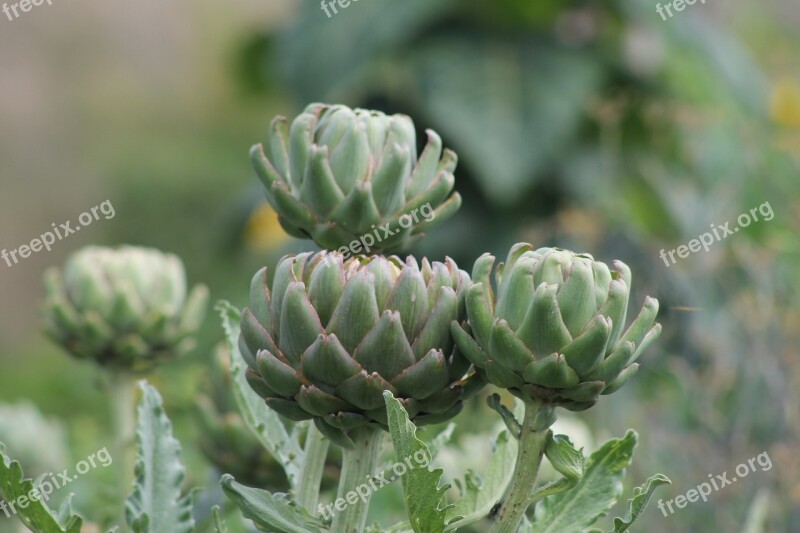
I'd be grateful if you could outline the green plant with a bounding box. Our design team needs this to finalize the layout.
[250,103,461,252]
[3,104,669,533]
[217,104,669,533]
[451,245,661,409]
[42,245,208,373]
[450,245,661,532]
[39,244,209,528]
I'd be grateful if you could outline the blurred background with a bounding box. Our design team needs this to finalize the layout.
[1,0,799,531]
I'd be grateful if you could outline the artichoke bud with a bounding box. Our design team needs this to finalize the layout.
[251,103,462,253]
[452,245,661,411]
[195,344,294,492]
[239,251,479,447]
[42,245,208,373]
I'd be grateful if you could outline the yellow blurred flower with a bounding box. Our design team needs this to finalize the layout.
[245,202,290,251]
[770,79,800,128]
[770,79,800,155]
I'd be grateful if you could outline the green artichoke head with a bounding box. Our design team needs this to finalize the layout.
[42,245,209,372]
[250,103,462,253]
[239,251,477,448]
[451,244,661,411]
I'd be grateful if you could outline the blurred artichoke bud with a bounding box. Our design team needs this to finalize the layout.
[42,245,209,372]
[239,251,477,447]
[451,244,661,411]
[250,103,462,253]
[196,346,291,492]
[0,402,69,478]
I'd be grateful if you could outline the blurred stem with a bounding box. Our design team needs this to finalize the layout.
[489,398,554,533]
[109,372,137,522]
[330,427,383,533]
[295,423,330,514]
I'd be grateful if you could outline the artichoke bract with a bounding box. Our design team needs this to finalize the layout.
[239,251,475,447]
[250,103,462,253]
[451,244,661,411]
[42,246,208,372]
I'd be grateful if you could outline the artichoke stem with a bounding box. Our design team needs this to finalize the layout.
[295,423,330,514]
[489,398,554,533]
[109,372,137,522]
[329,427,384,533]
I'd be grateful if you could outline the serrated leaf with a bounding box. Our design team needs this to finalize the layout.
[377,423,455,477]
[220,475,326,533]
[383,392,450,533]
[0,443,83,533]
[532,431,638,533]
[216,301,306,493]
[125,381,194,533]
[606,473,671,533]
[445,429,517,531]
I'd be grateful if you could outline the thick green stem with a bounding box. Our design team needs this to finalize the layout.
[295,423,330,514]
[109,373,137,523]
[329,427,383,533]
[489,398,554,533]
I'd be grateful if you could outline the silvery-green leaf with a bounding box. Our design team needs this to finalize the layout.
[545,434,584,484]
[0,443,83,533]
[531,431,638,532]
[220,476,326,533]
[445,429,517,531]
[217,301,305,492]
[383,391,450,533]
[605,473,671,533]
[125,381,194,533]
